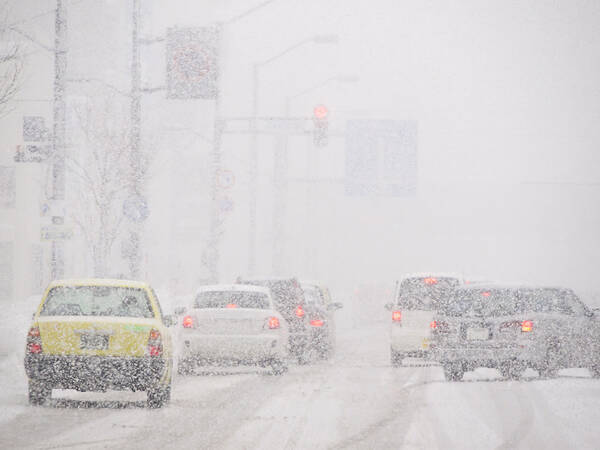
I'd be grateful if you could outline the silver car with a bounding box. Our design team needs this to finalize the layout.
[431,284,600,381]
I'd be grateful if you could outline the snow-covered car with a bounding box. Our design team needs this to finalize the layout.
[385,274,462,366]
[301,282,343,360]
[24,279,176,407]
[177,284,289,375]
[236,277,311,363]
[431,284,600,381]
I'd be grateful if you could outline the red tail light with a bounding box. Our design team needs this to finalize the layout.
[295,305,305,318]
[268,316,280,329]
[310,318,324,327]
[182,315,194,328]
[430,320,437,329]
[521,320,533,332]
[226,303,238,309]
[424,277,438,285]
[148,328,162,357]
[392,310,402,322]
[26,326,42,354]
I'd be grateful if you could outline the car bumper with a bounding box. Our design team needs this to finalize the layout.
[431,341,544,366]
[24,354,167,391]
[179,334,287,363]
[391,330,432,353]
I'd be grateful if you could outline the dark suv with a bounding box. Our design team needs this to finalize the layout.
[431,284,600,381]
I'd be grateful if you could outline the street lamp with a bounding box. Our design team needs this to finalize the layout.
[247,34,339,275]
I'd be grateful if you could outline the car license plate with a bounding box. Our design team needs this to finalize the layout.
[80,334,109,350]
[466,327,490,340]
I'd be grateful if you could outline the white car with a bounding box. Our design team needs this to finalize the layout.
[177,284,289,375]
[385,273,463,366]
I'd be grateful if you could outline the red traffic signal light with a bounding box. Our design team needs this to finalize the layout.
[313,105,328,147]
[313,104,328,120]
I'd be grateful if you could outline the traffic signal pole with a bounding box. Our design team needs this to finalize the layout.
[51,0,68,280]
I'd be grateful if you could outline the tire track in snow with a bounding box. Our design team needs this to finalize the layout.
[329,366,440,449]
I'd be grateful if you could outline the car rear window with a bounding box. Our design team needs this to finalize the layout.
[193,291,270,309]
[238,279,304,316]
[518,288,586,315]
[40,286,154,318]
[397,277,460,311]
[302,286,324,306]
[440,288,519,317]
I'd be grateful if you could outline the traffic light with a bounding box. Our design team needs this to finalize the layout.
[313,104,329,147]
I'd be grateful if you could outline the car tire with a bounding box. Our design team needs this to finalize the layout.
[539,342,561,379]
[28,379,51,406]
[443,362,465,381]
[270,359,288,376]
[147,382,171,408]
[390,349,404,367]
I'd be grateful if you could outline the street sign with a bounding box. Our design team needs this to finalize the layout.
[217,169,235,189]
[14,144,51,163]
[123,194,149,223]
[41,226,73,241]
[166,26,220,99]
[219,196,234,213]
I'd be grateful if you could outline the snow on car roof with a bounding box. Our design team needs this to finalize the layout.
[397,272,464,282]
[49,278,150,289]
[456,283,572,292]
[195,284,271,295]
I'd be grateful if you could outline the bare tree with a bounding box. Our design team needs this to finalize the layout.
[67,96,131,277]
[0,2,23,116]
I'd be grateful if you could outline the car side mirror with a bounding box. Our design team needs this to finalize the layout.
[174,306,187,315]
[163,314,178,327]
[327,302,343,311]
[384,302,394,311]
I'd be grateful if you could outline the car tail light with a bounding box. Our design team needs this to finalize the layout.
[430,320,437,329]
[267,317,280,329]
[392,310,402,322]
[424,277,438,285]
[182,315,194,328]
[148,328,162,357]
[26,326,42,354]
[226,303,238,309]
[482,291,491,297]
[521,320,533,332]
[295,305,305,318]
[310,318,324,327]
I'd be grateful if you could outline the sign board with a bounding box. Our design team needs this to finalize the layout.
[166,26,220,99]
[14,144,52,163]
[41,226,73,241]
[23,116,50,142]
[345,120,418,197]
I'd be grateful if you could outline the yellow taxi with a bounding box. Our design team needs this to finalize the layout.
[24,279,176,408]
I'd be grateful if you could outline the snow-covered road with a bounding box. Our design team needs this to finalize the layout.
[1,322,599,449]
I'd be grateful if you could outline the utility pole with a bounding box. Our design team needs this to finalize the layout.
[128,0,142,279]
[207,22,224,283]
[51,0,67,280]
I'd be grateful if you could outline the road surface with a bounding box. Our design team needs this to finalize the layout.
[1,322,599,449]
